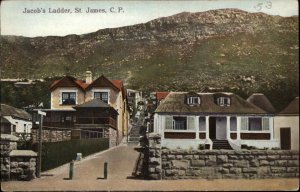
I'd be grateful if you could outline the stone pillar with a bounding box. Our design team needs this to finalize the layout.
[148,133,161,180]
[1,134,18,181]
[237,117,241,140]
[226,116,230,140]
[205,116,209,139]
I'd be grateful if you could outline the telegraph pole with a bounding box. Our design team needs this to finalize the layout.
[37,110,46,178]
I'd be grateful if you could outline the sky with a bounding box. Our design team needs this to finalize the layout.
[1,0,298,37]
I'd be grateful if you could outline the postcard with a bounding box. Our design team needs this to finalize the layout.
[1,0,299,191]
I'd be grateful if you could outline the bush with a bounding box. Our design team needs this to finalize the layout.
[33,138,109,171]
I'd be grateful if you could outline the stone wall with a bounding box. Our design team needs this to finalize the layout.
[161,149,299,179]
[1,134,37,181]
[10,150,37,180]
[31,127,71,143]
[148,133,162,180]
[1,134,18,180]
[146,134,299,180]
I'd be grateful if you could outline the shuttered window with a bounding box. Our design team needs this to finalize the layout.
[165,116,172,130]
[262,117,270,130]
[187,116,195,130]
[241,117,248,131]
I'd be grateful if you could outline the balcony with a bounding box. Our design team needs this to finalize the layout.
[75,117,116,129]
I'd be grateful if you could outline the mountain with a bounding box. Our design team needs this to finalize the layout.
[0,9,299,109]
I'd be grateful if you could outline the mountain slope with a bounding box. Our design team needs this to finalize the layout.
[1,9,299,104]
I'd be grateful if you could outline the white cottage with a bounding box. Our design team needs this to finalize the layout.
[274,97,299,151]
[153,92,279,150]
[0,104,32,140]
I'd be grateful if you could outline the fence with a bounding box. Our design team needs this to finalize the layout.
[33,138,109,171]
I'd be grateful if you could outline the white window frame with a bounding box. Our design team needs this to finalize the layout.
[187,97,200,105]
[164,116,196,132]
[92,88,110,104]
[61,92,77,105]
[59,88,78,105]
[217,97,231,106]
[240,116,271,133]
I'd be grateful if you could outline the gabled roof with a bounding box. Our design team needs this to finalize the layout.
[112,80,126,99]
[247,93,276,113]
[279,97,299,115]
[49,76,88,91]
[156,92,170,101]
[0,104,32,120]
[85,75,120,91]
[155,92,267,115]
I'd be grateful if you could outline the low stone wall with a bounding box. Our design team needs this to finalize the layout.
[1,134,37,181]
[10,150,37,180]
[1,134,18,180]
[161,149,299,179]
[31,128,71,143]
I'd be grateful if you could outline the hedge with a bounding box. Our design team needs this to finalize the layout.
[34,138,109,171]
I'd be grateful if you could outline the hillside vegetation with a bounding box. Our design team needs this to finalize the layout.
[0,9,298,111]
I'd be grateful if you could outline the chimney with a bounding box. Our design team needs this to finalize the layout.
[85,71,92,84]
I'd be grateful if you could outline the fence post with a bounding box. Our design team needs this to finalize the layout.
[104,162,108,179]
[69,160,74,179]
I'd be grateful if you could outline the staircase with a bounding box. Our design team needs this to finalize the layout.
[128,123,141,145]
[212,140,233,150]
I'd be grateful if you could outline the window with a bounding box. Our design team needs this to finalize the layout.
[62,92,76,105]
[240,117,270,131]
[199,117,206,131]
[24,124,27,133]
[165,116,196,131]
[94,92,109,103]
[249,118,262,131]
[217,97,230,106]
[187,97,200,105]
[230,117,237,131]
[173,117,187,130]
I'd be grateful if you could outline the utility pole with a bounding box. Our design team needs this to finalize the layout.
[37,110,46,178]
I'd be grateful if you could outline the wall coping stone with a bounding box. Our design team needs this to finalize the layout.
[10,150,37,157]
[1,134,19,141]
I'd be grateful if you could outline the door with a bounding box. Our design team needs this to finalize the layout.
[209,117,216,139]
[280,128,291,150]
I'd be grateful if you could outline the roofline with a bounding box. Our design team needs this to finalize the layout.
[155,112,274,116]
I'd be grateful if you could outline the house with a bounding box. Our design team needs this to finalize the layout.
[274,97,299,151]
[0,104,32,140]
[35,71,129,145]
[153,92,279,150]
[127,89,143,117]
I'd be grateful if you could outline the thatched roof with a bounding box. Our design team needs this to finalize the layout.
[155,92,267,115]
[0,104,32,120]
[279,97,299,115]
[247,93,276,113]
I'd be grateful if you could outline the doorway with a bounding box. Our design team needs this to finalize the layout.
[209,117,216,139]
[280,128,291,150]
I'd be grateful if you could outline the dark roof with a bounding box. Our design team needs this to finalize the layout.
[49,76,88,91]
[1,116,10,124]
[247,93,276,113]
[85,75,120,91]
[0,104,32,120]
[155,92,267,115]
[279,97,299,115]
[73,99,112,108]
